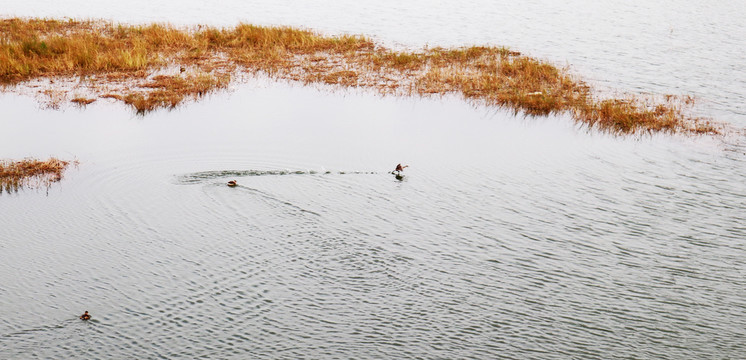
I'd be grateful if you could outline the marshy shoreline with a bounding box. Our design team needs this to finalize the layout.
[0,17,719,135]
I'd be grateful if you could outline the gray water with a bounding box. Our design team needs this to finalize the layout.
[1,1,745,359]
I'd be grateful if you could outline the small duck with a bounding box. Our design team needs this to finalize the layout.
[392,163,408,179]
[227,180,238,187]
[80,311,91,321]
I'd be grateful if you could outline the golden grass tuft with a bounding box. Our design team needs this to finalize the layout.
[122,72,231,113]
[0,17,719,134]
[71,96,96,106]
[0,157,75,194]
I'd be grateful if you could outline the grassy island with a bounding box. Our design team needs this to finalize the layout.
[0,157,74,194]
[0,18,717,134]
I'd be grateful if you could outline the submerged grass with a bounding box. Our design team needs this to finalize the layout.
[0,157,75,194]
[0,17,719,135]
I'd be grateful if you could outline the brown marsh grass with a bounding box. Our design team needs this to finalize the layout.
[71,96,96,106]
[0,17,718,135]
[0,157,75,194]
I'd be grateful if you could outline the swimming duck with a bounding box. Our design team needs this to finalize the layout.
[227,180,237,187]
[392,163,408,179]
[80,311,91,320]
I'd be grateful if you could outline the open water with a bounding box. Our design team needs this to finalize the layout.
[1,1,745,358]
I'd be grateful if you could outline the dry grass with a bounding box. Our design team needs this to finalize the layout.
[0,157,75,194]
[123,72,231,113]
[71,96,96,106]
[0,17,719,134]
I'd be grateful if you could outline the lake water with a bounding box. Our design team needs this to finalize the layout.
[1,1,745,359]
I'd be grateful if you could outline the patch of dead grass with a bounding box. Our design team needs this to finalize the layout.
[0,17,720,135]
[0,157,76,194]
[71,96,95,106]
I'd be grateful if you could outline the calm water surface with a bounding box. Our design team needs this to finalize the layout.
[1,1,745,359]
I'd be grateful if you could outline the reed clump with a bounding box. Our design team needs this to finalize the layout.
[0,17,718,134]
[0,157,75,194]
[123,72,231,113]
[71,96,96,106]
